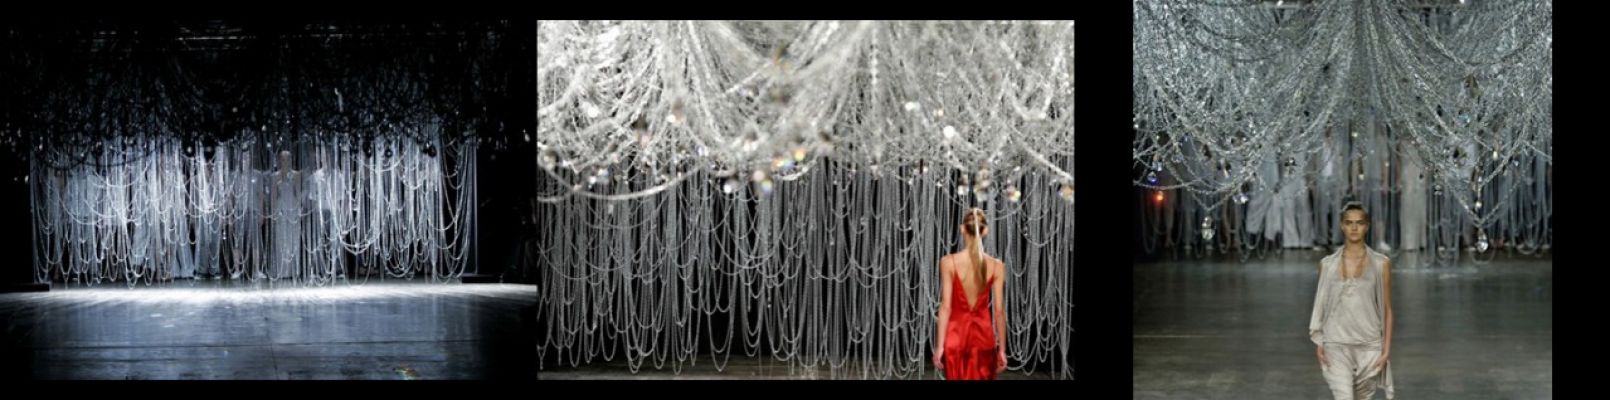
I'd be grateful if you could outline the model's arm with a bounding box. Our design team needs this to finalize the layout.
[934,259,952,369]
[1376,258,1394,370]
[1315,261,1328,370]
[993,260,1007,351]
[993,260,1008,372]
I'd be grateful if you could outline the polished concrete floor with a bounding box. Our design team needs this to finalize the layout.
[1133,251,1552,399]
[0,281,538,380]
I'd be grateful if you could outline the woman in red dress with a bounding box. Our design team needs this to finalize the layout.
[933,208,1008,380]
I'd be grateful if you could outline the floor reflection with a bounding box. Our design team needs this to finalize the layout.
[0,282,537,380]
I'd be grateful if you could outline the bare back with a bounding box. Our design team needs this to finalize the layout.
[945,253,1001,307]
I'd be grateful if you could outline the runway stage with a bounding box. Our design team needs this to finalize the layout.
[0,281,538,380]
[1133,251,1551,399]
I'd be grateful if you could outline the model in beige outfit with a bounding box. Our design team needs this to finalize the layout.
[1310,202,1395,400]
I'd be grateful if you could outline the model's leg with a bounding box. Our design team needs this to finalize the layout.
[1352,347,1384,399]
[1322,343,1359,400]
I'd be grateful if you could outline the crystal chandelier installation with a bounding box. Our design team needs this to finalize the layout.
[4,23,517,286]
[537,21,1073,378]
[1133,0,1550,265]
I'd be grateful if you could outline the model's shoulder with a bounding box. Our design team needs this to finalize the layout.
[1321,251,1341,265]
[1371,249,1391,265]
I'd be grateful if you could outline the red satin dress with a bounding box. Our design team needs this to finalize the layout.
[943,270,998,380]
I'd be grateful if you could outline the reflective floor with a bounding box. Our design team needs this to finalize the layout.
[1133,251,1552,399]
[0,281,538,380]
